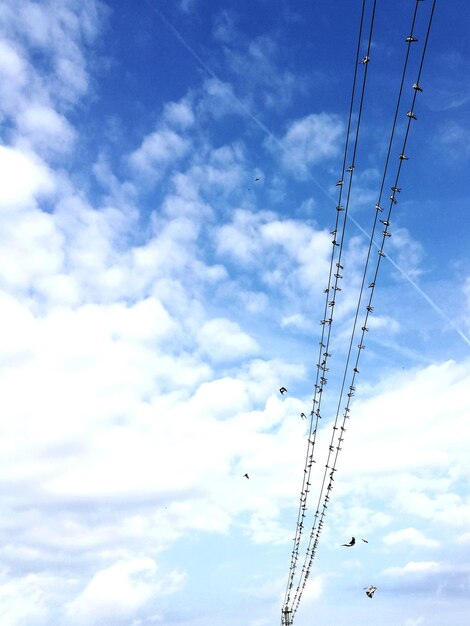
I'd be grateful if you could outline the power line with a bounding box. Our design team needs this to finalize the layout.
[282,1,438,622]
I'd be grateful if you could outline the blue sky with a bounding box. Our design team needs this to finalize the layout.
[0,1,470,625]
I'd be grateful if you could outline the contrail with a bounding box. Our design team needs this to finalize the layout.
[144,1,470,350]
[144,0,283,149]
[348,214,470,348]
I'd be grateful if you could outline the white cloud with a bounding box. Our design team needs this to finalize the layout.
[384,561,441,577]
[129,128,190,176]
[367,315,400,334]
[199,77,243,119]
[281,313,311,331]
[216,211,331,299]
[0,569,59,626]
[388,227,424,280]
[65,558,185,624]
[196,318,259,363]
[301,575,323,604]
[163,99,195,129]
[383,528,440,549]
[16,104,76,154]
[0,145,55,211]
[275,113,343,178]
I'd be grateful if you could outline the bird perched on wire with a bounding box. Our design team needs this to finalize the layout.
[279,387,288,395]
[364,585,377,598]
[341,537,356,547]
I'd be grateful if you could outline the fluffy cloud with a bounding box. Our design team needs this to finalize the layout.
[196,318,259,362]
[383,561,441,577]
[383,528,440,549]
[65,558,185,624]
[129,128,190,177]
[275,113,344,178]
[0,145,55,212]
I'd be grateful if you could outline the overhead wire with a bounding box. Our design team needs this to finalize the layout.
[283,0,438,622]
[282,0,378,620]
[280,0,370,613]
[280,0,369,617]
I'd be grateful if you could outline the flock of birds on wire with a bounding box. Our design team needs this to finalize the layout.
[243,386,378,601]
[245,1,437,624]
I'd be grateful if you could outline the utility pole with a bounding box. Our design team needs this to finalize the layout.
[282,607,292,626]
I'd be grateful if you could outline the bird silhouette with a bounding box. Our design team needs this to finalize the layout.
[279,387,288,395]
[406,36,418,43]
[412,82,423,92]
[243,473,249,479]
[341,537,356,547]
[362,538,369,543]
[364,585,377,598]
[300,413,306,420]
[360,55,370,64]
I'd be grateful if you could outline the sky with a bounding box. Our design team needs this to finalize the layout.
[0,0,470,625]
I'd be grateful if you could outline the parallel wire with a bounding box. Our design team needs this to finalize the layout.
[280,1,368,617]
[283,0,437,622]
[282,1,378,620]
[280,1,369,613]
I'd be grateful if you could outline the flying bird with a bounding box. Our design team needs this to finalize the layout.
[300,413,306,420]
[279,387,288,395]
[341,537,356,547]
[362,538,369,543]
[243,473,249,479]
[364,585,377,598]
[254,177,261,181]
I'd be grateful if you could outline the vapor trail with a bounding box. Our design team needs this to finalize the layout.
[349,214,470,348]
[145,1,470,350]
[144,1,284,149]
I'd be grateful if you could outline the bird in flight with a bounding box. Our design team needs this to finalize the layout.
[300,413,306,420]
[243,473,249,479]
[254,177,261,181]
[364,585,377,598]
[341,537,356,547]
[279,387,288,395]
[362,538,369,543]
